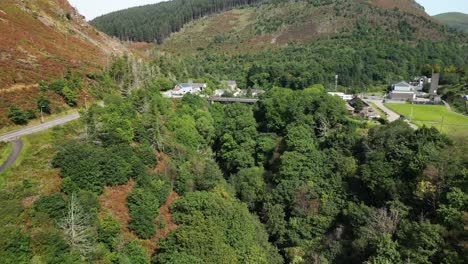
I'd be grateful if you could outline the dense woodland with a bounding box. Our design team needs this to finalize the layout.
[1,58,466,262]
[0,0,467,263]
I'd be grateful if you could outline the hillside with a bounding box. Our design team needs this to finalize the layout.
[0,0,126,126]
[140,0,467,91]
[91,0,263,43]
[0,0,125,89]
[159,0,457,53]
[433,12,468,33]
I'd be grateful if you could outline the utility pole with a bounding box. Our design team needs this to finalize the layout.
[40,106,44,123]
[335,75,338,91]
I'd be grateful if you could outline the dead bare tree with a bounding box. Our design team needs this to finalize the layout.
[370,207,400,235]
[60,193,95,260]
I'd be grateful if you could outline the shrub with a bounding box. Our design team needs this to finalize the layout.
[127,188,160,239]
[8,105,29,125]
[37,96,51,114]
[98,215,121,251]
[33,193,67,220]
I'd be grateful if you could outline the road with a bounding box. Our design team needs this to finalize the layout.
[0,140,23,173]
[0,112,80,142]
[363,99,418,130]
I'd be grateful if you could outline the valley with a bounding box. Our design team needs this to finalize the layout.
[0,0,467,263]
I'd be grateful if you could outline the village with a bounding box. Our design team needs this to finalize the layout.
[161,80,265,99]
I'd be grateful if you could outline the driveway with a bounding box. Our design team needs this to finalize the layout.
[364,99,400,121]
[0,140,23,173]
[0,112,80,142]
[364,99,418,130]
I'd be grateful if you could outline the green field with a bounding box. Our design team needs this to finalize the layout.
[385,103,468,136]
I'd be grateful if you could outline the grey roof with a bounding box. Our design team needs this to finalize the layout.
[179,83,192,88]
[394,81,411,87]
[223,80,237,85]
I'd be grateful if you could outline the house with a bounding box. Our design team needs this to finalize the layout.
[410,76,428,89]
[251,89,265,97]
[221,80,237,90]
[172,83,207,95]
[328,92,354,101]
[389,81,416,101]
[214,81,240,97]
[192,83,207,93]
[346,103,355,114]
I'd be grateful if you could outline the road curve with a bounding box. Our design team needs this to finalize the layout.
[0,140,23,173]
[0,112,80,142]
[364,99,418,130]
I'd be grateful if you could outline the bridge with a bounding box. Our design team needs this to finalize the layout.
[207,97,259,104]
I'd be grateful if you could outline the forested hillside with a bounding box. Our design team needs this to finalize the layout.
[91,0,263,43]
[92,0,468,90]
[1,60,466,262]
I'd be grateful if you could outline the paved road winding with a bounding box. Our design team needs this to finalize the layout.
[0,140,23,173]
[0,112,80,142]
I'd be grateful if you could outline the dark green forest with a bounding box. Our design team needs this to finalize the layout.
[2,63,465,262]
[91,0,262,43]
[0,0,467,263]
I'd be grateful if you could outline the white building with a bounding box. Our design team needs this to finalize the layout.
[328,92,354,101]
[389,81,416,101]
[172,83,207,95]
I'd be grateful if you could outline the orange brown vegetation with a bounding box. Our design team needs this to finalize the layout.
[99,179,137,241]
[0,0,125,90]
[145,191,179,255]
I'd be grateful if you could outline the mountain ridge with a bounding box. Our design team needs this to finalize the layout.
[433,12,468,33]
[91,0,433,44]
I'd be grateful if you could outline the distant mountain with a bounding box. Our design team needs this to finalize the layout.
[91,0,447,45]
[158,0,463,54]
[433,12,468,33]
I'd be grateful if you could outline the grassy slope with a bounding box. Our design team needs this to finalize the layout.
[0,142,12,166]
[385,103,468,136]
[433,12,468,33]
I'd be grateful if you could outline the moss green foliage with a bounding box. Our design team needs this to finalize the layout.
[120,241,150,264]
[33,193,68,220]
[127,180,163,239]
[52,142,137,193]
[8,104,35,125]
[98,215,122,251]
[153,191,283,264]
[41,70,82,107]
[36,96,51,114]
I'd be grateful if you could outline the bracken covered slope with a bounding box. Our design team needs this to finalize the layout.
[0,0,125,90]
